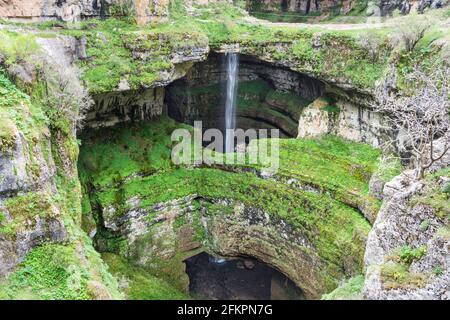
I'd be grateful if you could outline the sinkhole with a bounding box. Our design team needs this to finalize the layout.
[184,252,305,300]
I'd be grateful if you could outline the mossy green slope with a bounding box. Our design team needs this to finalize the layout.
[0,50,122,300]
[101,253,189,300]
[79,117,377,295]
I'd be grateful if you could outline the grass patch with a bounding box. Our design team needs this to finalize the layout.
[321,275,364,300]
[101,253,189,300]
[79,117,378,290]
[0,244,91,300]
[380,262,427,290]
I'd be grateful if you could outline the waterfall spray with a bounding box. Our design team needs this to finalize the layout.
[224,52,239,153]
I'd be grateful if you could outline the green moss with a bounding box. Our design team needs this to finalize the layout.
[0,30,40,66]
[23,3,391,93]
[0,191,56,235]
[0,70,48,145]
[0,244,92,300]
[101,253,189,300]
[321,275,364,300]
[399,245,427,265]
[79,117,377,292]
[380,262,427,290]
[410,168,450,219]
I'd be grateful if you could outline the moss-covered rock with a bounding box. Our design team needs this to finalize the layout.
[78,117,378,298]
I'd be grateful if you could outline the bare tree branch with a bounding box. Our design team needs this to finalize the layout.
[371,65,450,179]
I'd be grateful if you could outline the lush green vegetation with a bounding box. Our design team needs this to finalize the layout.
[410,168,450,219]
[78,117,378,290]
[79,116,381,214]
[0,69,48,152]
[101,253,189,300]
[321,275,365,300]
[247,0,370,23]
[2,1,448,301]
[380,262,427,290]
[20,2,407,94]
[0,238,121,300]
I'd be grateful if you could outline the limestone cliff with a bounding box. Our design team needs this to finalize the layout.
[245,0,449,17]
[364,159,449,299]
[0,32,122,299]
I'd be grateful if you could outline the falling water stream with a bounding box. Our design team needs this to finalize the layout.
[224,52,239,153]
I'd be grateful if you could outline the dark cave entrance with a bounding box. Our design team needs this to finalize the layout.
[184,252,305,300]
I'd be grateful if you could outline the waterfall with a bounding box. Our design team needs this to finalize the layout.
[224,52,239,153]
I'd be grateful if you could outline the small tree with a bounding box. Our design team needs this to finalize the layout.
[358,33,380,65]
[390,18,431,52]
[372,66,449,179]
[37,52,92,133]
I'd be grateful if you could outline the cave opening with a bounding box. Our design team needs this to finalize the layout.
[166,53,325,148]
[184,252,305,300]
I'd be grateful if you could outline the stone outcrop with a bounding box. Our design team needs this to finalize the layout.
[0,97,67,277]
[363,148,450,299]
[297,96,389,148]
[95,194,365,299]
[367,0,449,16]
[246,0,353,14]
[246,0,448,16]
[0,0,107,21]
[86,87,166,128]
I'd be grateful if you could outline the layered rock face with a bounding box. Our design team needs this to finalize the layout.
[246,0,350,14]
[298,96,388,148]
[166,53,323,138]
[0,113,67,276]
[0,36,79,276]
[246,0,448,16]
[363,146,450,300]
[0,0,107,21]
[367,0,448,16]
[97,195,345,298]
[86,88,165,128]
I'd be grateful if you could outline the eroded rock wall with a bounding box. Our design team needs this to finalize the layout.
[0,34,122,299]
[166,53,323,137]
[0,0,233,22]
[246,0,350,14]
[86,87,165,128]
[94,194,364,299]
[298,96,389,148]
[368,0,449,16]
[246,0,448,16]
[363,146,450,300]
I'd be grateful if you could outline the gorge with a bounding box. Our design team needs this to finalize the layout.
[0,0,448,301]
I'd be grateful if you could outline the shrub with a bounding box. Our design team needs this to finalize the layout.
[399,245,427,265]
[442,183,450,194]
